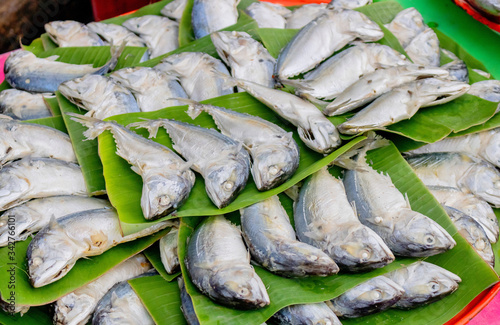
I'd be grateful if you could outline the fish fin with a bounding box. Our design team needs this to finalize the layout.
[181,99,205,119]
[209,67,237,88]
[279,78,309,91]
[67,113,109,140]
[127,119,160,138]
[130,165,142,175]
[350,200,358,216]
[108,42,126,71]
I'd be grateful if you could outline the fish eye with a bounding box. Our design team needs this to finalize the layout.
[268,165,279,176]
[475,239,486,250]
[359,249,371,261]
[158,195,171,207]
[429,281,440,293]
[239,287,250,296]
[424,235,435,245]
[370,289,382,301]
[223,181,234,191]
[31,257,43,267]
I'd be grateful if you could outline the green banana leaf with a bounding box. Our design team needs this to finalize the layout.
[41,34,58,51]
[144,242,181,282]
[21,116,67,133]
[45,96,61,117]
[493,209,500,274]
[97,92,366,235]
[179,0,195,46]
[0,306,52,325]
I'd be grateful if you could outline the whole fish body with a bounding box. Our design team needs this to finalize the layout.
[186,101,299,190]
[0,89,52,120]
[4,47,121,93]
[245,2,291,29]
[404,28,441,67]
[45,20,104,47]
[86,22,147,48]
[110,67,188,111]
[285,4,327,29]
[343,140,456,256]
[211,31,276,88]
[384,7,425,48]
[191,0,239,39]
[0,157,87,211]
[325,64,450,116]
[407,152,500,207]
[275,9,384,79]
[130,119,250,208]
[27,208,172,287]
[273,303,342,325]
[0,196,111,247]
[468,80,500,102]
[161,0,188,21]
[177,277,200,325]
[0,119,76,165]
[338,78,470,135]
[54,254,151,325]
[122,15,179,59]
[384,261,461,309]
[58,75,140,120]
[240,195,339,277]
[160,228,180,274]
[327,275,404,318]
[295,168,394,272]
[185,216,270,309]
[71,115,195,220]
[156,52,234,101]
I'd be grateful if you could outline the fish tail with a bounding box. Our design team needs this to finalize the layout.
[209,67,237,88]
[94,42,126,75]
[172,98,205,120]
[127,119,162,138]
[67,113,111,140]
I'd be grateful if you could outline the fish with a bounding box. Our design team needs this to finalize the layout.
[211,31,276,88]
[110,67,188,111]
[217,74,341,154]
[86,22,147,48]
[130,119,250,208]
[53,254,151,325]
[285,4,328,29]
[338,78,470,135]
[324,65,450,116]
[327,0,373,9]
[407,152,500,207]
[295,168,394,272]
[283,43,408,100]
[122,15,179,58]
[45,20,104,47]
[4,46,122,93]
[155,52,234,101]
[0,89,53,120]
[384,261,461,309]
[426,186,499,243]
[245,2,291,29]
[443,206,494,266]
[160,228,179,274]
[161,0,188,21]
[327,276,404,318]
[272,303,342,325]
[27,208,173,287]
[405,28,441,67]
[441,49,469,83]
[0,196,111,247]
[384,7,425,48]
[186,100,299,191]
[92,273,156,325]
[58,75,140,119]
[191,0,239,39]
[71,114,195,220]
[0,118,76,165]
[0,157,87,211]
[343,138,456,256]
[178,277,200,325]
[468,80,500,102]
[275,9,384,79]
[240,195,339,277]
[185,215,270,309]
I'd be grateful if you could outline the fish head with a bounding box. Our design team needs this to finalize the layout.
[157,52,204,77]
[122,16,156,33]
[0,207,36,246]
[58,75,106,108]
[298,117,341,154]
[417,79,470,106]
[370,45,409,66]
[54,292,94,325]
[461,162,500,206]
[111,67,150,87]
[211,31,255,66]
[344,10,384,42]
[339,276,404,311]
[0,171,30,210]
[482,130,500,168]
[45,21,81,41]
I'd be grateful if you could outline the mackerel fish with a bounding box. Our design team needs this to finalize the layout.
[405,28,441,67]
[245,2,291,29]
[384,7,425,48]
[272,302,342,325]
[0,89,52,120]
[178,277,200,325]
[161,0,188,21]
[191,0,239,39]
[86,22,147,48]
[45,20,104,47]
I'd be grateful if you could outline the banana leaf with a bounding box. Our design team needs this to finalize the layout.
[97,92,366,235]
[20,116,67,133]
[45,96,61,117]
[493,209,500,274]
[41,34,57,51]
[178,0,195,46]
[144,242,181,282]
[0,306,52,325]
[103,0,174,25]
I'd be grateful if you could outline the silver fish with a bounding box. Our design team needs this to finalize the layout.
[327,276,404,318]
[443,206,494,266]
[343,139,456,256]
[468,80,500,102]
[177,277,200,325]
[58,75,140,120]
[338,78,470,135]
[0,89,52,120]
[86,22,147,48]
[186,100,299,190]
[325,65,449,116]
[54,254,151,325]
[71,115,195,220]
[275,9,384,79]
[110,67,188,111]
[427,186,499,243]
[45,20,104,47]
[285,4,328,30]
[0,157,87,211]
[295,168,394,271]
[27,208,172,287]
[245,2,291,29]
[0,118,76,165]
[241,195,339,277]
[191,0,240,39]
[122,15,179,59]
[211,31,276,88]
[4,46,122,93]
[161,0,188,21]
[407,152,500,207]
[185,215,270,309]
[384,7,425,48]
[155,52,234,101]
[405,28,441,67]
[130,119,250,208]
[384,261,461,309]
[0,196,111,247]
[160,228,179,274]
[441,49,468,83]
[284,43,408,100]
[327,0,373,9]
[273,303,342,325]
